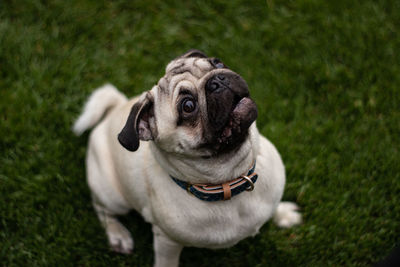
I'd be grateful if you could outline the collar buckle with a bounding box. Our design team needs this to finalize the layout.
[241,175,255,191]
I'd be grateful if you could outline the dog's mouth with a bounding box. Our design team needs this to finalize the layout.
[218,97,257,143]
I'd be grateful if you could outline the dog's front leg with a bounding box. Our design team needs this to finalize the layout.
[152,226,183,267]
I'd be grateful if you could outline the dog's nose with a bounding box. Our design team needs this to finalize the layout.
[205,73,249,98]
[216,74,226,81]
[206,74,228,93]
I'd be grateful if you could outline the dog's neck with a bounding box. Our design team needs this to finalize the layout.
[150,124,259,184]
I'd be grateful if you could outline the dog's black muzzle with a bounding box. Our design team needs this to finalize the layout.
[205,72,250,132]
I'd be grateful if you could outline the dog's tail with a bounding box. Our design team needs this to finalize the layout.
[73,84,127,136]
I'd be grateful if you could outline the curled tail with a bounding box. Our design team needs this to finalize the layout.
[73,84,127,136]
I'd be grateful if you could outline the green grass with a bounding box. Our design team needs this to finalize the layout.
[1,0,399,266]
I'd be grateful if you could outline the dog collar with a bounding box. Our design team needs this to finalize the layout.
[170,162,258,202]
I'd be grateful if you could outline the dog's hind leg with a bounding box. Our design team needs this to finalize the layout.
[152,226,183,267]
[273,201,302,228]
[87,132,134,254]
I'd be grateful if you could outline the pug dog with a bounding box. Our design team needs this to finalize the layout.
[73,50,301,267]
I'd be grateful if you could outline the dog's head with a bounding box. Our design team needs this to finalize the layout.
[118,50,258,158]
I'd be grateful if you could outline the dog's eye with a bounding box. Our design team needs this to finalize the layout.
[182,99,196,113]
[211,58,225,69]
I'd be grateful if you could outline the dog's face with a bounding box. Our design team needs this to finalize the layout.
[118,50,257,158]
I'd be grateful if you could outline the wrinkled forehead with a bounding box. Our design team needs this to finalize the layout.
[165,57,213,79]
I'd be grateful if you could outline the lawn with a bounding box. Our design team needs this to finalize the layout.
[1,0,399,266]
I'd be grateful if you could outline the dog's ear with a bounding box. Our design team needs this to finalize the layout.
[118,93,154,152]
[181,49,208,59]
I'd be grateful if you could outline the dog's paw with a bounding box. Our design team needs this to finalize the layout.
[106,221,134,254]
[273,201,302,228]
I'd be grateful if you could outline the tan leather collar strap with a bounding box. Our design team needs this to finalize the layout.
[222,182,232,200]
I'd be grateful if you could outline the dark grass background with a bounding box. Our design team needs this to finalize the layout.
[1,0,400,266]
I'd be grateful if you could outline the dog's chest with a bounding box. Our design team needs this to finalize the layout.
[149,185,274,248]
